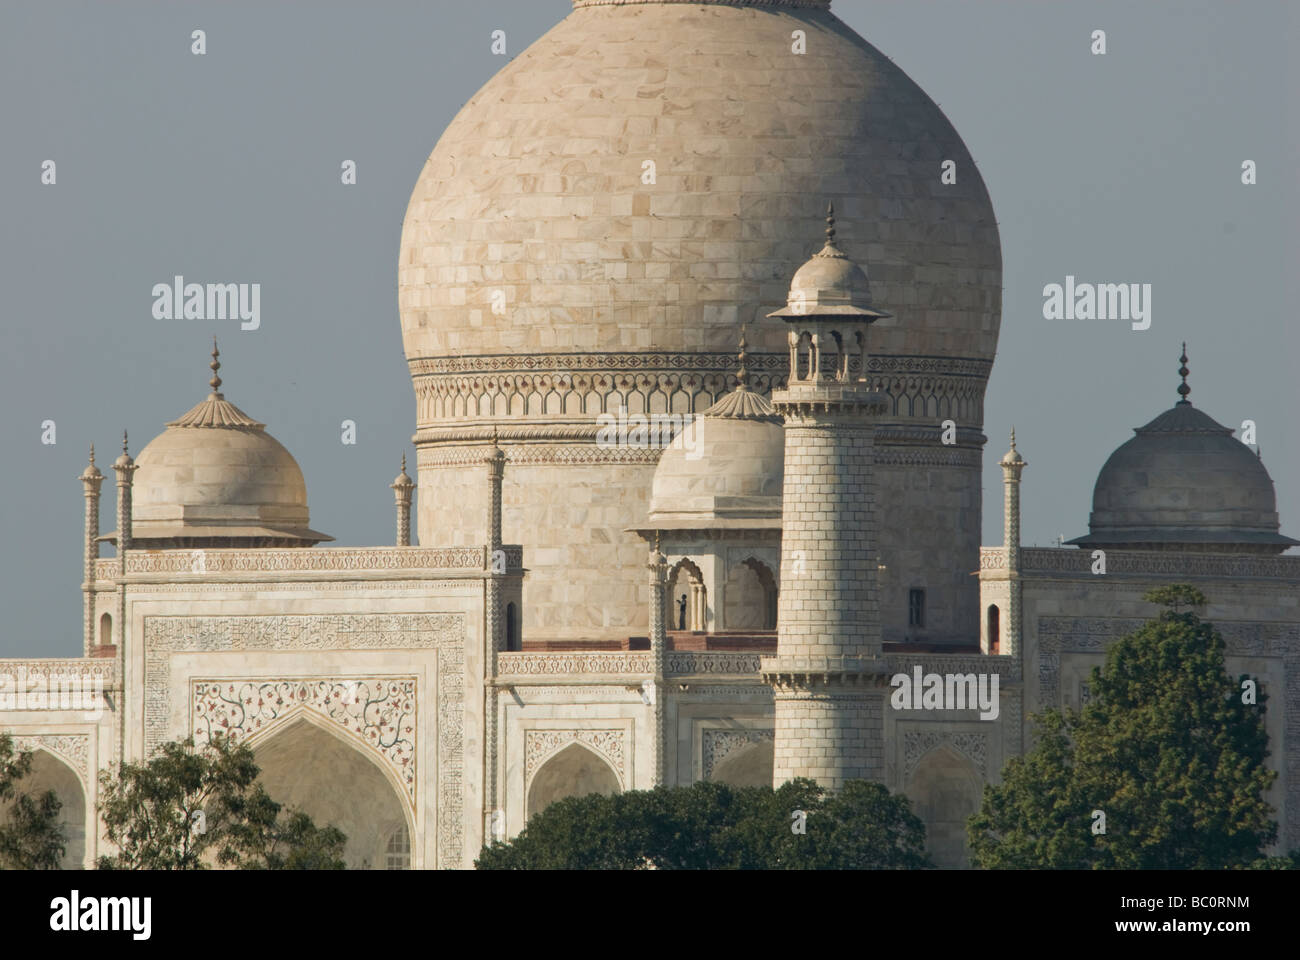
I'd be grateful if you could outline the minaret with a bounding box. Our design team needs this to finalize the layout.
[391,454,415,546]
[81,445,104,655]
[113,432,137,556]
[999,429,1026,655]
[112,432,136,664]
[761,205,895,790]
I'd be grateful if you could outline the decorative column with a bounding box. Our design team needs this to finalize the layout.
[761,205,894,791]
[999,429,1026,656]
[113,431,136,766]
[482,429,506,843]
[391,454,415,546]
[690,581,706,632]
[80,445,104,656]
[647,533,669,785]
[112,432,137,651]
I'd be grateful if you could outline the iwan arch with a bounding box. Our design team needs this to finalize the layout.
[3,0,1298,870]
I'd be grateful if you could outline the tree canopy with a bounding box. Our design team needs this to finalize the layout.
[0,733,66,869]
[969,586,1285,869]
[477,777,931,869]
[96,735,347,870]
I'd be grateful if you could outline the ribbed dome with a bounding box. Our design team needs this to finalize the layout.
[1069,403,1297,554]
[399,0,1000,369]
[106,347,331,548]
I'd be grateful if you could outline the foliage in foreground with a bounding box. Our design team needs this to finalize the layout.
[969,585,1289,869]
[0,733,66,869]
[96,735,347,870]
[477,777,931,869]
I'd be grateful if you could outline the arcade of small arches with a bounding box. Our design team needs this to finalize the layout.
[788,327,869,383]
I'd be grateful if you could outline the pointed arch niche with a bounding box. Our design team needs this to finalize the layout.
[249,712,414,870]
[0,745,87,869]
[525,739,622,820]
[904,742,984,869]
[666,557,708,631]
[723,557,778,630]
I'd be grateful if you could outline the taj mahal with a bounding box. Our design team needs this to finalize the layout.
[3,0,1297,870]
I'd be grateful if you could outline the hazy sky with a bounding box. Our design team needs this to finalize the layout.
[1,0,1295,656]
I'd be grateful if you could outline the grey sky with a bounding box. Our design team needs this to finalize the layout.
[1,0,1295,656]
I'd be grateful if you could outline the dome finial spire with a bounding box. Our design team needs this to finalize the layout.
[1010,426,1017,450]
[824,201,836,246]
[1176,342,1191,406]
[736,324,749,390]
[209,337,223,396]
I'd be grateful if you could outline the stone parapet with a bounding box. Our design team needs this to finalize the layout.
[980,546,1300,580]
[92,546,523,580]
[0,658,118,689]
[496,650,768,680]
[762,655,892,688]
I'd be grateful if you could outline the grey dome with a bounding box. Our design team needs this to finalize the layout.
[1069,403,1297,554]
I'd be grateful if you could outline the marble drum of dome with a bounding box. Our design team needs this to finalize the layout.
[399,0,1001,644]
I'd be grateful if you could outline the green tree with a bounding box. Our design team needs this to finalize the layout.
[0,733,67,869]
[476,777,930,869]
[96,735,346,870]
[969,586,1280,869]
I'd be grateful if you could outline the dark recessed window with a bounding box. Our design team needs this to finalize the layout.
[908,589,925,628]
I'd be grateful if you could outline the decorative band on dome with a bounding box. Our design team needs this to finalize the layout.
[573,0,831,9]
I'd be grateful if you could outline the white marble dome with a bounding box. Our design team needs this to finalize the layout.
[112,350,330,547]
[649,387,783,528]
[398,0,1000,646]
[399,0,1000,368]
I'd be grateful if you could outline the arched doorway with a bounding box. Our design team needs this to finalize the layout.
[723,558,777,630]
[526,742,620,820]
[987,604,1000,655]
[505,602,519,651]
[905,745,983,869]
[0,748,86,868]
[666,558,707,631]
[252,715,413,870]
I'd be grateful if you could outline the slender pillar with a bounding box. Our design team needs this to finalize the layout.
[647,534,669,785]
[483,430,506,842]
[999,430,1026,656]
[112,431,137,654]
[113,432,136,557]
[112,431,136,766]
[690,581,705,632]
[391,454,415,546]
[81,446,104,656]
